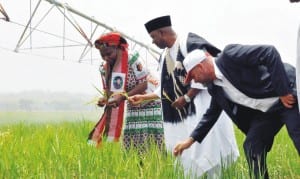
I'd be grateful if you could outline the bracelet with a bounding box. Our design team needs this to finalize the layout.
[183,94,191,103]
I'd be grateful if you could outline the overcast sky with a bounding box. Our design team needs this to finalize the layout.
[0,0,299,94]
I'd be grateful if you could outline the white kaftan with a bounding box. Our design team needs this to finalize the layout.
[155,33,239,178]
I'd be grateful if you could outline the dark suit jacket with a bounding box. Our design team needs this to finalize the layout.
[190,44,297,143]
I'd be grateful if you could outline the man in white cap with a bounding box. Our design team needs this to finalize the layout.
[174,44,300,179]
[129,15,239,178]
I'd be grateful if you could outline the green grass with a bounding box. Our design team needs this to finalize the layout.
[232,126,300,179]
[0,111,184,178]
[0,111,299,178]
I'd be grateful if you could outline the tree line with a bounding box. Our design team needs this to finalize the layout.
[0,90,98,111]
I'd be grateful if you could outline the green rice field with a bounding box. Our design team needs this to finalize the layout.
[0,111,299,178]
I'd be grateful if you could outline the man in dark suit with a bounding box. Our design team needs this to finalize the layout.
[173,44,300,179]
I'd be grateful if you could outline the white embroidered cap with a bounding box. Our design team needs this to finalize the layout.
[183,49,207,84]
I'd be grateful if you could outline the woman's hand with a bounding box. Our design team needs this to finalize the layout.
[107,94,126,108]
[128,94,145,105]
[97,97,107,107]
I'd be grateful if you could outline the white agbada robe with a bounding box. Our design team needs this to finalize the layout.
[154,33,239,177]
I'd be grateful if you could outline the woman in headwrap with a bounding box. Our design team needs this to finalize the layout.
[88,32,164,152]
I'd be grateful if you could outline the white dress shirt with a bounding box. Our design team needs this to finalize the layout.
[212,59,279,112]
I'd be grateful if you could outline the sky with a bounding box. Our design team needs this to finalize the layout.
[0,0,299,95]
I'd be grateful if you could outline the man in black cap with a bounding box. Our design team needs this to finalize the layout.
[129,15,239,178]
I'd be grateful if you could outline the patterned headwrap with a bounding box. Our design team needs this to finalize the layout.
[94,32,128,50]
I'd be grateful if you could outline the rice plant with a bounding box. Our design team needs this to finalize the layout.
[0,111,299,178]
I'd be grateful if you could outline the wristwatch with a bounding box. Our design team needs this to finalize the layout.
[183,94,191,103]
